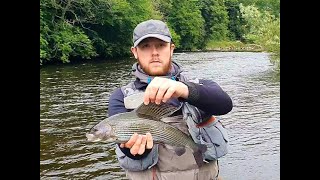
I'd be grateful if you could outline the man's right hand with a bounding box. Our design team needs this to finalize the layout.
[120,132,153,155]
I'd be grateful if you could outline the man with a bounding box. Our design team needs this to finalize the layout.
[108,19,233,180]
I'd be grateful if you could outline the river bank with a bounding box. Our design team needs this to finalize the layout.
[40,41,269,68]
[204,41,264,52]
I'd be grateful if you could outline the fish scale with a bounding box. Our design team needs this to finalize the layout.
[110,118,197,149]
[86,102,207,167]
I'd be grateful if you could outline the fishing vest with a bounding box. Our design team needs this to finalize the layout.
[115,74,229,180]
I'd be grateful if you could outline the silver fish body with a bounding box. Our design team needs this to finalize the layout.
[97,112,199,151]
[86,102,207,166]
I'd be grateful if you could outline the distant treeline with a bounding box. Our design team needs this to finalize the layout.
[40,0,279,66]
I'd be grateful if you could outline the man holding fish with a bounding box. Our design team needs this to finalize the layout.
[87,19,233,180]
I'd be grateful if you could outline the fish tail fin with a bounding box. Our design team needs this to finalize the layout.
[193,144,207,167]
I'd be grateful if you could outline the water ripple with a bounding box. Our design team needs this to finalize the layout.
[40,52,279,180]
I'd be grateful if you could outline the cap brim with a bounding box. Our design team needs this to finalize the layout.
[134,34,171,47]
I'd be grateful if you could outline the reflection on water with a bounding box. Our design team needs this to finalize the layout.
[40,52,279,180]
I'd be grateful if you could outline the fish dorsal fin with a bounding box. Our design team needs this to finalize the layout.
[135,102,181,121]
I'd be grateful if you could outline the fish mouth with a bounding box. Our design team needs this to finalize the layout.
[86,133,102,142]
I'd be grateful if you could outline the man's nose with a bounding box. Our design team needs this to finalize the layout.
[151,45,159,55]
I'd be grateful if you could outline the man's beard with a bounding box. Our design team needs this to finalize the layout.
[137,56,172,76]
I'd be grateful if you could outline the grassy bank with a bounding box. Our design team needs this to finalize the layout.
[205,40,279,73]
[205,40,264,52]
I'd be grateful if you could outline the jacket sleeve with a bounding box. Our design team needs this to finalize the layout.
[115,144,159,171]
[108,88,129,117]
[180,79,231,161]
[108,88,159,170]
[182,79,233,116]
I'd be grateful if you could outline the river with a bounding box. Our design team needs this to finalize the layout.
[40,51,280,180]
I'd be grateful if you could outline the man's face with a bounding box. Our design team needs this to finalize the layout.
[131,37,175,76]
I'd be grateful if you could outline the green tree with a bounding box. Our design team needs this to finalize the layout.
[51,22,97,63]
[168,0,205,50]
[40,0,280,66]
[240,4,280,69]
[238,0,280,17]
[151,0,181,48]
[225,0,247,41]
[199,0,230,44]
[40,0,99,63]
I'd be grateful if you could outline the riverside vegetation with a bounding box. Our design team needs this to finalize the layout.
[40,0,279,71]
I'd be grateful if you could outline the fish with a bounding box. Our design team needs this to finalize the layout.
[86,102,207,167]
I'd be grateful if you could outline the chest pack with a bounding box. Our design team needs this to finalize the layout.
[120,75,229,161]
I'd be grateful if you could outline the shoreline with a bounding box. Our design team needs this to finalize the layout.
[40,42,265,67]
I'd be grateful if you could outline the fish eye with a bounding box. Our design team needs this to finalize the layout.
[89,127,99,133]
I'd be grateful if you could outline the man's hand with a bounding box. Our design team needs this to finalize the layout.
[144,77,189,105]
[120,133,153,155]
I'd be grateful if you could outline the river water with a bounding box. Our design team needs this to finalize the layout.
[40,52,280,180]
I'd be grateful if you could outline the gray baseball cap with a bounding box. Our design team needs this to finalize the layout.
[133,19,172,47]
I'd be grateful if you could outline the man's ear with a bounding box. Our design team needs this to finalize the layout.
[170,44,175,56]
[131,47,138,59]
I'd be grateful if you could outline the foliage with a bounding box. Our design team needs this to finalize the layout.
[40,0,100,63]
[238,0,280,17]
[152,0,173,18]
[168,0,205,50]
[224,0,247,41]
[240,4,280,70]
[40,0,280,66]
[51,22,97,63]
[199,0,230,44]
[151,0,181,48]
